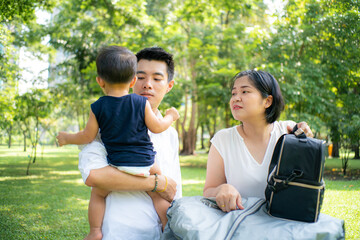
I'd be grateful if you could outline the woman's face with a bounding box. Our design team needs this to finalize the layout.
[230,76,272,122]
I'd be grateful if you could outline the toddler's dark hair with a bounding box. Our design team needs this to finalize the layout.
[96,46,137,84]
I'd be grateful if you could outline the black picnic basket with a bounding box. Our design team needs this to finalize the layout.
[265,126,326,222]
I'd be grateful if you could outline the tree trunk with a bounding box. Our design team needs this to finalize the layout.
[330,126,340,158]
[33,117,39,163]
[332,141,340,158]
[8,132,11,148]
[23,130,27,152]
[180,58,198,155]
[181,101,197,155]
[354,143,359,159]
[212,107,217,137]
[7,126,12,148]
[200,124,205,149]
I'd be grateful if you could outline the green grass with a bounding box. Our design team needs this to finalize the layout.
[0,146,89,239]
[0,146,359,239]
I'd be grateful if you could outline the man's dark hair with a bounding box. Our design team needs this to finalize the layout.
[136,47,175,82]
[96,45,137,84]
[231,70,285,123]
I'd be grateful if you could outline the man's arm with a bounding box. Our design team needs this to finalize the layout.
[85,166,176,202]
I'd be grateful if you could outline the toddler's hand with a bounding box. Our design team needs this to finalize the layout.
[165,107,180,121]
[56,131,68,146]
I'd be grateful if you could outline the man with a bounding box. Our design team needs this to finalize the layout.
[78,47,181,239]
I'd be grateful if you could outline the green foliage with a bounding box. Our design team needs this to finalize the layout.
[14,89,54,174]
[0,25,19,148]
[163,0,271,153]
[264,0,360,151]
[0,0,359,157]
[0,26,19,84]
[0,0,55,23]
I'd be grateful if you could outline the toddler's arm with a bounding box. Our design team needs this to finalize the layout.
[57,109,99,146]
[144,100,179,133]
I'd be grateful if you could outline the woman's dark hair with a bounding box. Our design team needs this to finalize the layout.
[136,47,175,82]
[231,70,285,123]
[96,45,137,84]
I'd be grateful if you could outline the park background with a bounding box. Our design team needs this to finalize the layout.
[0,0,359,239]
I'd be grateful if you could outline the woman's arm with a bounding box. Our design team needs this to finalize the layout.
[203,144,244,212]
[57,110,99,146]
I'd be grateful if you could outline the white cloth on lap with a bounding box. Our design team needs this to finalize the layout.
[163,196,345,240]
[78,138,108,183]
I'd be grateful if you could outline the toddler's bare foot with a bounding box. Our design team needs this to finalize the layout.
[84,228,102,240]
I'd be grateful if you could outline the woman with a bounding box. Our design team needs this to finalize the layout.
[161,70,343,240]
[203,70,312,213]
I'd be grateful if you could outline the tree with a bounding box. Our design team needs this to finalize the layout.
[339,115,359,175]
[15,89,53,174]
[0,0,54,23]
[165,0,267,154]
[264,0,359,160]
[0,25,19,148]
[319,2,360,157]
[47,0,162,130]
[1,0,56,151]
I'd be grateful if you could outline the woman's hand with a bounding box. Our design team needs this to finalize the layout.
[215,184,244,212]
[287,121,314,138]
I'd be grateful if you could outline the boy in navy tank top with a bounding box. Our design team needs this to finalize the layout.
[56,46,179,240]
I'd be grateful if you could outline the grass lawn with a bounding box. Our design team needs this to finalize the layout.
[0,145,359,239]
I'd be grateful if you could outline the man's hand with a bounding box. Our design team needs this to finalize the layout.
[287,122,314,138]
[156,175,177,202]
[56,131,68,146]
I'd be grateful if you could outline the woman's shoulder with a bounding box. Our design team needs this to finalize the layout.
[213,126,237,139]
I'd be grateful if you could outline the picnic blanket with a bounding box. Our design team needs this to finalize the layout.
[162,196,345,240]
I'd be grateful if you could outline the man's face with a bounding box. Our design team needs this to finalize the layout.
[134,59,174,111]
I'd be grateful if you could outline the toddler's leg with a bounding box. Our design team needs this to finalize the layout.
[148,191,170,231]
[149,162,169,230]
[84,187,110,240]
